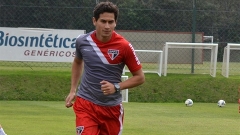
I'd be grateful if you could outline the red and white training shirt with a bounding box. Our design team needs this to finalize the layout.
[75,31,142,106]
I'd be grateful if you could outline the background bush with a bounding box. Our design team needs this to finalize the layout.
[1,69,239,103]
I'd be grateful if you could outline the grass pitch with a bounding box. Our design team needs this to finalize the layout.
[0,101,239,135]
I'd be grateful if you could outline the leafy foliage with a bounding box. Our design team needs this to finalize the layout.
[0,70,239,103]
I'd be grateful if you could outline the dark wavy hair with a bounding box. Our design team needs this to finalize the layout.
[93,1,119,21]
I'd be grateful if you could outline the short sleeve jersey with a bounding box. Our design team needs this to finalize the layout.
[75,31,142,106]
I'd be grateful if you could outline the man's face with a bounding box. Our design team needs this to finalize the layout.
[93,12,116,42]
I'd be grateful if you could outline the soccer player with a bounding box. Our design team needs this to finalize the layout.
[0,124,7,135]
[65,1,145,135]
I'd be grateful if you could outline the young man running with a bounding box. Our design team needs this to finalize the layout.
[65,1,145,135]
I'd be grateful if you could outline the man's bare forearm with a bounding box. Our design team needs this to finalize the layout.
[119,69,145,90]
[70,57,83,93]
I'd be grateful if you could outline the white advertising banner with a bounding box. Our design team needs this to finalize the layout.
[0,27,85,62]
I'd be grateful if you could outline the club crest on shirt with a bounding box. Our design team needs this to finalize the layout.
[108,49,119,60]
[76,126,84,135]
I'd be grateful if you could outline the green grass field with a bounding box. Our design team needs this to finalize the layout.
[1,60,240,134]
[0,101,239,135]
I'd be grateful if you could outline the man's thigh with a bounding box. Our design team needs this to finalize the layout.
[76,115,99,135]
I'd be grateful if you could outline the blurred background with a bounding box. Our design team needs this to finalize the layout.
[1,0,240,76]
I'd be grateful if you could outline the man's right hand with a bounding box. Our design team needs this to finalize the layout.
[65,92,75,108]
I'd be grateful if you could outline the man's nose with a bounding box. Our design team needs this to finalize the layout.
[105,23,110,28]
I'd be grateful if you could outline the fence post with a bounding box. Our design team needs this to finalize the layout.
[191,0,197,74]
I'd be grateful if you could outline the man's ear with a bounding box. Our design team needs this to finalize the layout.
[92,17,96,26]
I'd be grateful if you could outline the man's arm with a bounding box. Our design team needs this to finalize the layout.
[119,68,145,90]
[65,57,83,108]
[100,68,145,95]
